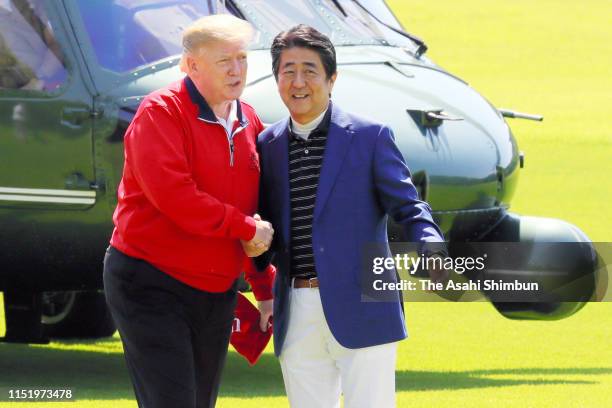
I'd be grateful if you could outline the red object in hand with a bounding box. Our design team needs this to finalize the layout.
[230,292,273,365]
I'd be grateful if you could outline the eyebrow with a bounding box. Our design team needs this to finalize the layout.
[281,61,319,69]
[216,50,247,59]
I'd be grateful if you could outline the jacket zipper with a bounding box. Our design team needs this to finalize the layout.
[198,118,247,167]
[228,124,247,167]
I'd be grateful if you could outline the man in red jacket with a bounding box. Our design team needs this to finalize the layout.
[103,15,274,408]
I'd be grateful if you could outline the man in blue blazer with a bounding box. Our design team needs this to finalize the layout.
[253,25,446,408]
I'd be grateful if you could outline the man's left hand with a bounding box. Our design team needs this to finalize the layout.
[257,299,273,332]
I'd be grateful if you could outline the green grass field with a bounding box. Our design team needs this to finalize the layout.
[1,1,611,407]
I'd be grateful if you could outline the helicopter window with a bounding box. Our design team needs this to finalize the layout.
[0,0,68,92]
[75,0,233,73]
[70,0,419,74]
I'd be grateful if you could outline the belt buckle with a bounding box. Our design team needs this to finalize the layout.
[290,277,317,288]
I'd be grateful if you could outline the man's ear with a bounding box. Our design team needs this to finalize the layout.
[188,56,198,74]
[181,53,200,76]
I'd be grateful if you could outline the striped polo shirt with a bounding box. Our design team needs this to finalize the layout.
[288,106,332,279]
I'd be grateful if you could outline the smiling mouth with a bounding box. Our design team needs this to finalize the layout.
[292,94,309,100]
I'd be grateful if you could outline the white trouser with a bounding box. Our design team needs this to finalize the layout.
[279,287,398,408]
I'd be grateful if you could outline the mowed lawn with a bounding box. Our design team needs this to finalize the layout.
[1,1,611,407]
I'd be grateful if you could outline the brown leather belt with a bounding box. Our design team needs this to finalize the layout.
[291,277,319,288]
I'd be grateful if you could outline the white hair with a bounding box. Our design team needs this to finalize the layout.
[179,14,254,72]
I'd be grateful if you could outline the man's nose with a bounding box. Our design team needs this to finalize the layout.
[292,71,306,88]
[228,59,243,76]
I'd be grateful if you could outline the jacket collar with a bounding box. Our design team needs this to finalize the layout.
[184,76,247,127]
[312,103,354,221]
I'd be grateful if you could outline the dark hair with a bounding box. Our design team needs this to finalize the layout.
[271,25,336,80]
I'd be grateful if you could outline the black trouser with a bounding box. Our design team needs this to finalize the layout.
[103,246,237,408]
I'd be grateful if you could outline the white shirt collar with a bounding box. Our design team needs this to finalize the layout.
[216,100,238,137]
[290,108,328,141]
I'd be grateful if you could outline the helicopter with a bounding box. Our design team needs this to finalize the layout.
[0,0,597,343]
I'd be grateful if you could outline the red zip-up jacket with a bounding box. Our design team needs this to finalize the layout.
[110,77,273,299]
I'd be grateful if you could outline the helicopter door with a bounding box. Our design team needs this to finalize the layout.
[0,0,95,209]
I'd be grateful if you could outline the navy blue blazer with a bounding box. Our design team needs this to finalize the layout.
[256,104,445,356]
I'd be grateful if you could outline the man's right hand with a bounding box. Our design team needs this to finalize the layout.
[242,214,274,257]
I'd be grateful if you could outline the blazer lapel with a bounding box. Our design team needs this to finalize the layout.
[267,119,291,247]
[313,106,353,222]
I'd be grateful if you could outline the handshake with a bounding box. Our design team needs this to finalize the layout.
[241,213,274,257]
